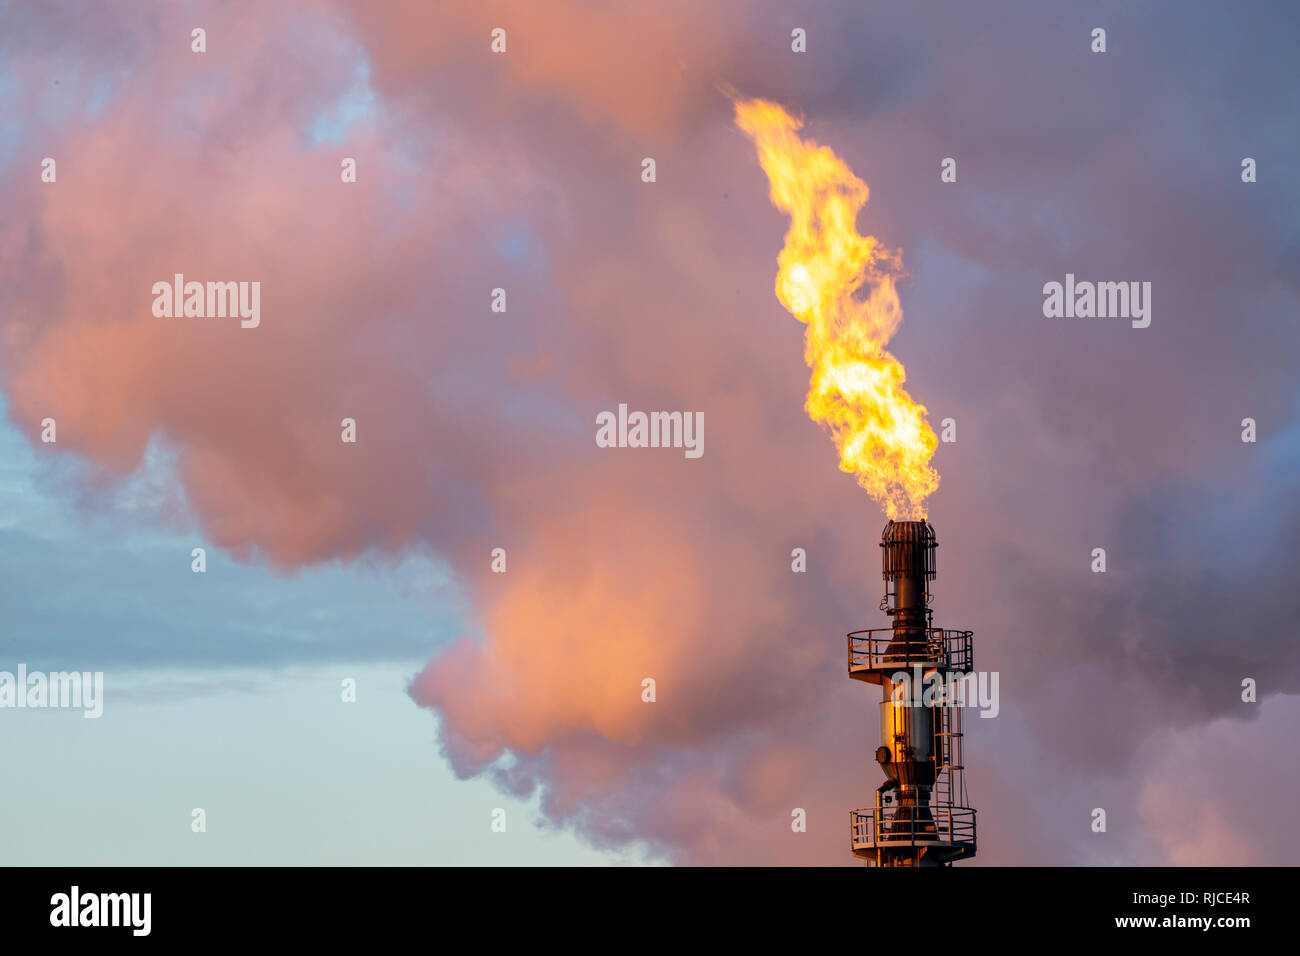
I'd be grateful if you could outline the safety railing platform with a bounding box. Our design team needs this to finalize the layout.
[849,805,977,853]
[847,627,973,676]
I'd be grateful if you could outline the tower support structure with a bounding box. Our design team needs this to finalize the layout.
[848,520,977,866]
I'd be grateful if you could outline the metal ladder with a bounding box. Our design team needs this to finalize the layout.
[932,701,964,831]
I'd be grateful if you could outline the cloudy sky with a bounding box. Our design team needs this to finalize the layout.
[1,0,1297,865]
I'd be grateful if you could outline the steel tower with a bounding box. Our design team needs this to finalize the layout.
[848,520,977,866]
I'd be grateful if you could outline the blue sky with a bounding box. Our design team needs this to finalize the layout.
[0,398,632,864]
[1,661,634,865]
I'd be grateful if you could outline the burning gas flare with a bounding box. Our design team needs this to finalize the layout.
[735,98,938,518]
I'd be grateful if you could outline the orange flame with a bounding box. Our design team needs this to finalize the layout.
[735,98,938,519]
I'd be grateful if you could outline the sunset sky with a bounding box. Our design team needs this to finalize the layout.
[1,0,1298,865]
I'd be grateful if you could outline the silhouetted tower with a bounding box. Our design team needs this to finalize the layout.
[848,520,977,866]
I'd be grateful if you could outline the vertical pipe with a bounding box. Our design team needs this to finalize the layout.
[878,520,939,865]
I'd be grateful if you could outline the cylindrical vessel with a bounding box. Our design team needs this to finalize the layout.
[878,699,936,786]
[881,520,936,658]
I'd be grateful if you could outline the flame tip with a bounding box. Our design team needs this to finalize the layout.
[736,99,939,516]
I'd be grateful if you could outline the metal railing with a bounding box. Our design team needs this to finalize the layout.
[847,627,973,674]
[849,805,977,851]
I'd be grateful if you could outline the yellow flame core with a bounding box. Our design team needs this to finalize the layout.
[735,98,938,519]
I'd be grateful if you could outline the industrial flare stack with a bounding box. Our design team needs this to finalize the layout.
[848,520,977,866]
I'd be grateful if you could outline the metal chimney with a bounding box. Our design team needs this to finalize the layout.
[847,520,977,866]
